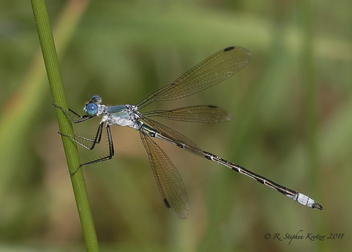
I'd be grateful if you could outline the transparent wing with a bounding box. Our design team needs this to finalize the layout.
[140,115,204,157]
[137,46,251,109]
[143,105,232,123]
[140,131,189,219]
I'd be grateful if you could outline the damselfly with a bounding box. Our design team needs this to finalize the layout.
[55,46,323,219]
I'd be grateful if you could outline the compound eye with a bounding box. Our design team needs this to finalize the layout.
[85,103,98,116]
[91,95,102,104]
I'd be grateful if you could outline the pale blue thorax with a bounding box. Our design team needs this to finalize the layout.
[84,98,141,130]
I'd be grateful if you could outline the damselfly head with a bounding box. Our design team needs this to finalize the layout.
[83,95,102,116]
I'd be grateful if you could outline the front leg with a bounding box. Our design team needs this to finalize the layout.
[53,103,93,123]
[59,122,105,151]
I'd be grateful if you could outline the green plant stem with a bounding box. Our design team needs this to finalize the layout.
[31,0,99,251]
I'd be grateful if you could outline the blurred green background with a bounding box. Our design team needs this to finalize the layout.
[0,0,351,251]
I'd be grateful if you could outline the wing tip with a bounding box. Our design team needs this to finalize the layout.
[224,46,252,59]
[163,198,171,208]
[224,46,235,52]
[163,198,188,219]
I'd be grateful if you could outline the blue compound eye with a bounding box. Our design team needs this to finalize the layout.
[91,95,102,104]
[86,103,98,116]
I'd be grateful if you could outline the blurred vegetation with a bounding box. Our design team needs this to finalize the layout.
[0,0,351,251]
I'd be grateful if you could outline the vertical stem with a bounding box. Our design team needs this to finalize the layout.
[30,0,99,251]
